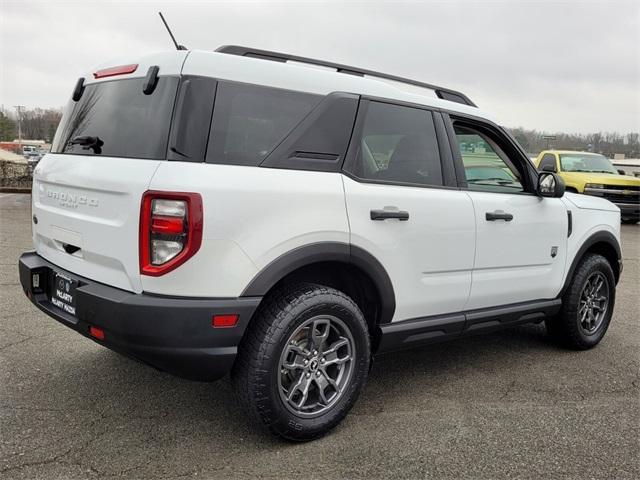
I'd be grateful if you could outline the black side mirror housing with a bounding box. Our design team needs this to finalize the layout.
[538,172,565,198]
[541,164,557,173]
[617,169,626,175]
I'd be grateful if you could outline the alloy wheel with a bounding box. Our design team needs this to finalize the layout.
[278,315,355,417]
[578,271,609,334]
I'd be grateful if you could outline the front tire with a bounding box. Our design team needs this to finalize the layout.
[231,283,370,441]
[546,253,615,349]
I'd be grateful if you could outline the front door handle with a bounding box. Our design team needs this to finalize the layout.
[485,211,514,222]
[370,209,410,221]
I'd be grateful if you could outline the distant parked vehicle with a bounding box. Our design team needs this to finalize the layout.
[26,153,42,167]
[612,159,640,178]
[22,145,37,157]
[535,150,640,224]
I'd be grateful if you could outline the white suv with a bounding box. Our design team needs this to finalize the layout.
[19,46,622,441]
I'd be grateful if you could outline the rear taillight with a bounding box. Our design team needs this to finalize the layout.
[140,191,203,276]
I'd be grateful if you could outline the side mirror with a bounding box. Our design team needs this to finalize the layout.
[541,164,557,173]
[538,172,565,198]
[617,169,626,175]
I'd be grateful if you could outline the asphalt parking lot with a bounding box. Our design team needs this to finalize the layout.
[0,193,638,479]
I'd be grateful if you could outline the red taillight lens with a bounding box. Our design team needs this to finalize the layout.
[140,191,203,276]
[151,215,185,234]
[93,64,138,79]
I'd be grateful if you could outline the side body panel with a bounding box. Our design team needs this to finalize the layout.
[464,192,569,309]
[342,175,476,322]
[562,194,621,280]
[143,163,350,297]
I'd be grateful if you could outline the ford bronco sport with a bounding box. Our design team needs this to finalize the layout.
[19,47,623,441]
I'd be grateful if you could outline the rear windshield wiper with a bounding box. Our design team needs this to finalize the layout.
[69,136,104,154]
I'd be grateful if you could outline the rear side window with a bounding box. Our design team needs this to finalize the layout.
[52,77,179,160]
[346,101,443,187]
[206,82,321,166]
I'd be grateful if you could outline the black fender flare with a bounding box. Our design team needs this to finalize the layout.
[559,230,622,297]
[241,242,396,324]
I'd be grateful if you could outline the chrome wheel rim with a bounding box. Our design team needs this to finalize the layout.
[278,315,355,417]
[578,272,609,334]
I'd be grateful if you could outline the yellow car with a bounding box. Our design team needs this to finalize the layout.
[535,150,640,224]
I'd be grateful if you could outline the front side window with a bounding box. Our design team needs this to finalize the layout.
[559,153,617,174]
[52,77,179,160]
[454,125,524,193]
[346,101,443,187]
[206,82,321,166]
[538,153,557,172]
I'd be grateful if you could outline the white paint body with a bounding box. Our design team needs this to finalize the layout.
[31,49,622,323]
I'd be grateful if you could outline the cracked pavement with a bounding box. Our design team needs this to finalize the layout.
[1,193,638,479]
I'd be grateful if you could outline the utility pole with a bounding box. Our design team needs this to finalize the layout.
[14,105,24,148]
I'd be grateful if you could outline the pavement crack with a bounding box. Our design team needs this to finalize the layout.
[0,446,75,475]
[0,335,32,352]
[499,380,517,400]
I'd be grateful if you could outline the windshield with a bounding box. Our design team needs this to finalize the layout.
[52,76,179,160]
[559,153,617,174]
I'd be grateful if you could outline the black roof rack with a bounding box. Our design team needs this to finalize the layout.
[215,45,477,108]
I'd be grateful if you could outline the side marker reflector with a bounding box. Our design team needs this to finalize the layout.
[89,326,105,340]
[212,314,239,328]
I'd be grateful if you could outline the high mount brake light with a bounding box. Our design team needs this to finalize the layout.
[140,191,203,276]
[93,64,138,79]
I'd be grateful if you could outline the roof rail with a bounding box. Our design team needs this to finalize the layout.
[215,45,477,108]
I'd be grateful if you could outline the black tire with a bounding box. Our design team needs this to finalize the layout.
[621,218,638,224]
[231,283,370,441]
[546,253,615,349]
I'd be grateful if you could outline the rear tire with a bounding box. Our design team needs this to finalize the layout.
[231,283,370,441]
[621,218,638,224]
[546,254,615,349]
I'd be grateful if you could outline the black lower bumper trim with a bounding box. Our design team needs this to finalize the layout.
[618,204,640,219]
[19,251,261,381]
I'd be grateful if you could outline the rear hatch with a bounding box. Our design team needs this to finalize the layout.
[32,53,186,293]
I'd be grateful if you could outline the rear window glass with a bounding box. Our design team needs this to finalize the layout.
[206,82,321,166]
[52,76,179,160]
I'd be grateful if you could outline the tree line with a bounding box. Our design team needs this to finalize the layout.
[0,107,63,144]
[1,107,638,158]
[510,127,640,158]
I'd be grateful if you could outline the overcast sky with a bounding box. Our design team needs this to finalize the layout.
[1,0,639,133]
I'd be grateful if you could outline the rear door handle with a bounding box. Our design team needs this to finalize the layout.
[485,211,514,222]
[370,209,410,221]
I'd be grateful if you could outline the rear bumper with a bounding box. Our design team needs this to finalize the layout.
[19,251,261,381]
